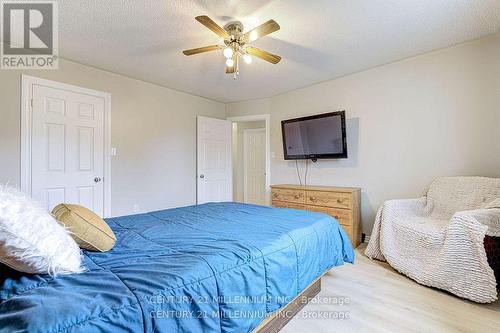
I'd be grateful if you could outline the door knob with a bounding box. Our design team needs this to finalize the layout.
[94,177,102,183]
[199,174,205,179]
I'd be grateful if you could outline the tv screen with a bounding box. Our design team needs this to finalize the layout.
[281,111,347,160]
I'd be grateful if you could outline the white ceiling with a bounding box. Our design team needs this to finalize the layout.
[56,0,500,103]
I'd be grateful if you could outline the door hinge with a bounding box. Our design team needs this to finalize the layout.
[30,99,33,108]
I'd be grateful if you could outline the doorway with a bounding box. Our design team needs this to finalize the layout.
[243,128,266,204]
[228,114,270,205]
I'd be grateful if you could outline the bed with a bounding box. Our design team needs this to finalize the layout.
[0,202,354,333]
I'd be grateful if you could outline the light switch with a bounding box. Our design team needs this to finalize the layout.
[271,151,276,159]
[111,147,117,156]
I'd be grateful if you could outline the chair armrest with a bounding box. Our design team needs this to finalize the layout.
[485,198,500,209]
[383,198,428,216]
[453,208,500,237]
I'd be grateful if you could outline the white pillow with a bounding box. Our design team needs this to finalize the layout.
[0,185,84,276]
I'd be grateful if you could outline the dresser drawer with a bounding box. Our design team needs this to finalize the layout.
[287,203,305,210]
[272,201,305,210]
[272,201,289,208]
[272,188,305,204]
[305,205,352,226]
[329,208,352,226]
[306,206,353,239]
[306,191,351,209]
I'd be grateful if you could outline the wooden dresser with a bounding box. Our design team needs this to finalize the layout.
[271,184,361,248]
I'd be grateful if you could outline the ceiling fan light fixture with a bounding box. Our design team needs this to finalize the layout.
[243,54,252,64]
[223,47,233,59]
[183,16,281,78]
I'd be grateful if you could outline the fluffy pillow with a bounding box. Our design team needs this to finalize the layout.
[0,185,84,276]
[52,204,116,252]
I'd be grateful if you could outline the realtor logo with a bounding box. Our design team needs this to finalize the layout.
[1,0,58,69]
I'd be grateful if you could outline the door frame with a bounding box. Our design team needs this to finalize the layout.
[243,128,266,204]
[20,75,112,217]
[227,114,271,204]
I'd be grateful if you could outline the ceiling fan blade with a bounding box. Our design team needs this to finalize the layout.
[183,45,222,55]
[243,19,280,42]
[195,16,229,39]
[246,47,281,64]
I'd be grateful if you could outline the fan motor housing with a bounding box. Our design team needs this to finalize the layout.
[224,21,244,39]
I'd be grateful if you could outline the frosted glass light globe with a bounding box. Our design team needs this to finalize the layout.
[243,54,252,64]
[223,47,233,59]
[249,31,258,42]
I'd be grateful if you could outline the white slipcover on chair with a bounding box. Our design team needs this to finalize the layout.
[366,177,500,303]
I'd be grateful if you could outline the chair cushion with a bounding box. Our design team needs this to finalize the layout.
[52,204,116,252]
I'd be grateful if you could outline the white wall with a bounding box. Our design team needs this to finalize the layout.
[1,34,499,228]
[226,33,500,234]
[0,59,225,216]
[232,121,265,202]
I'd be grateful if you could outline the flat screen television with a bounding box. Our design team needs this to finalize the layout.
[281,111,347,160]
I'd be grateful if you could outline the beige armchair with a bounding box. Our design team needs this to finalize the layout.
[366,176,500,303]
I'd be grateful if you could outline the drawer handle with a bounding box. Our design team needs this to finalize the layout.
[309,197,315,201]
[337,199,342,203]
[294,195,300,199]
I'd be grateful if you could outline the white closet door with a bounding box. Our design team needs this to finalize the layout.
[243,128,266,205]
[31,84,105,215]
[197,116,232,204]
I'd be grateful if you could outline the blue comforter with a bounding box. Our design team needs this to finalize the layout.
[0,202,354,333]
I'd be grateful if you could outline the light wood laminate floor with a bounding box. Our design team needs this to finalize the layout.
[283,244,500,333]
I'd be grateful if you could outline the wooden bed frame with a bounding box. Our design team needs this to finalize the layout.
[253,276,322,333]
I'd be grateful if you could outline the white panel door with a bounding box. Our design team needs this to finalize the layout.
[197,116,232,204]
[243,128,266,205]
[31,84,105,215]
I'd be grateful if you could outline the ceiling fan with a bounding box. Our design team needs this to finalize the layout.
[183,16,281,79]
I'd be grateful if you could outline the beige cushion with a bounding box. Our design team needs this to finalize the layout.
[52,204,116,252]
